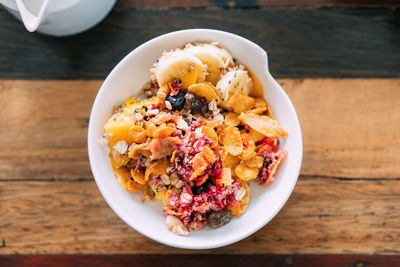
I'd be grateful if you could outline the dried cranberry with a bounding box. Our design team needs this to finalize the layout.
[257,153,274,184]
[208,210,232,228]
[207,158,223,178]
[166,91,186,110]
[171,79,183,91]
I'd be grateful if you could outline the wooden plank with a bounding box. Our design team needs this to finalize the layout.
[0,178,399,254]
[1,255,400,267]
[1,79,399,180]
[0,8,399,79]
[0,81,101,180]
[115,0,400,9]
[281,79,400,179]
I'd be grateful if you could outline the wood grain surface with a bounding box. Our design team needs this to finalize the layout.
[0,7,399,79]
[1,79,399,180]
[1,178,399,254]
[0,79,399,255]
[1,255,400,267]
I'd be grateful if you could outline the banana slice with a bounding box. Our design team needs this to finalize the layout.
[152,49,206,88]
[194,43,234,69]
[216,67,253,101]
[185,43,234,84]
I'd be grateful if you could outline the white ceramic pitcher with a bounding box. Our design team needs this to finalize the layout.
[0,0,116,36]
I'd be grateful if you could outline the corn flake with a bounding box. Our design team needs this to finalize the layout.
[218,128,225,145]
[240,112,287,138]
[254,98,273,118]
[129,125,146,143]
[254,97,268,108]
[206,120,223,129]
[227,179,249,216]
[235,161,259,181]
[149,137,178,159]
[155,188,168,203]
[150,159,170,176]
[154,126,176,138]
[247,107,267,115]
[114,167,142,192]
[188,83,221,104]
[144,121,156,137]
[109,147,130,168]
[224,112,241,127]
[144,165,152,181]
[218,168,233,186]
[128,143,151,159]
[142,184,154,202]
[244,156,264,169]
[247,128,265,143]
[222,153,241,177]
[222,126,243,156]
[190,153,208,180]
[219,146,229,161]
[227,92,255,113]
[130,168,146,185]
[202,145,216,163]
[202,126,219,146]
[144,158,170,182]
[239,139,256,160]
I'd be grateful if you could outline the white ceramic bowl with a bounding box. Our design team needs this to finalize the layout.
[88,29,302,249]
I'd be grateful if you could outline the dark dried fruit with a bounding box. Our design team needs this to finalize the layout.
[208,210,233,228]
[191,179,214,195]
[184,93,209,115]
[166,91,186,110]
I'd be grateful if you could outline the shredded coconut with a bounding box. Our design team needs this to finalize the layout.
[123,116,133,123]
[175,180,184,189]
[235,187,246,201]
[195,127,203,138]
[98,133,110,145]
[180,192,193,204]
[165,100,173,110]
[212,113,224,122]
[208,99,218,111]
[160,174,171,185]
[134,113,144,121]
[209,99,221,115]
[176,118,189,130]
[165,216,189,236]
[147,109,159,115]
[113,140,128,154]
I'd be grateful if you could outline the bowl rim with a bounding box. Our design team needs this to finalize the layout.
[88,28,303,249]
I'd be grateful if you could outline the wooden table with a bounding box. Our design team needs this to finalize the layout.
[1,1,399,266]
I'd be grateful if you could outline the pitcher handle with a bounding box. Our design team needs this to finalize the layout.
[15,0,51,32]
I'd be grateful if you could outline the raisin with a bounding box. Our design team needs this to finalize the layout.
[184,93,209,115]
[208,210,233,228]
[191,179,214,195]
[166,91,186,110]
